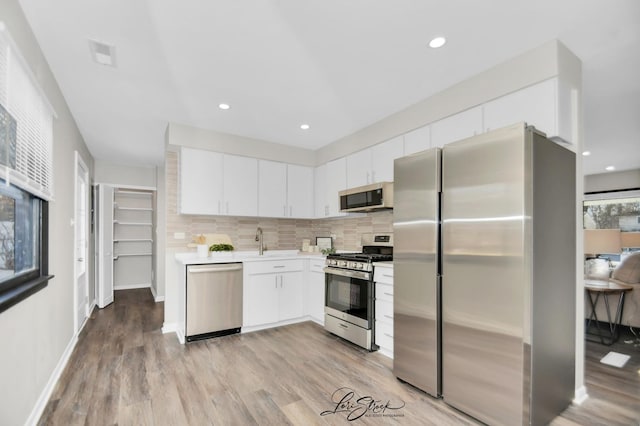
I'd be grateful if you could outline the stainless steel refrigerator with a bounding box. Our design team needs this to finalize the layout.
[393,123,576,426]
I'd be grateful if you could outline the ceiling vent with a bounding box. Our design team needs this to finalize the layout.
[88,39,116,67]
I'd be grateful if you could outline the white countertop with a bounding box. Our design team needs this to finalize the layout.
[175,250,326,265]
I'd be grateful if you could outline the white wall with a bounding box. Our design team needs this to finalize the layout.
[166,122,316,167]
[94,160,157,188]
[0,0,94,424]
[585,169,640,193]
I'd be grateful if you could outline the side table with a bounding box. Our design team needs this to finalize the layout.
[584,279,633,345]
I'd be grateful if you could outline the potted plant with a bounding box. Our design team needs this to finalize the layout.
[209,243,234,257]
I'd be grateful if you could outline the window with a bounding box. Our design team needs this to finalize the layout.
[0,178,49,312]
[0,24,54,312]
[584,190,640,261]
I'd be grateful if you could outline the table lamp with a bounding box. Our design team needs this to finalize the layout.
[584,229,622,259]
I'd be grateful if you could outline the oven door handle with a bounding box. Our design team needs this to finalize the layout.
[324,266,371,281]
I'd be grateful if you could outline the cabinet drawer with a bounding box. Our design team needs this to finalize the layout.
[245,259,304,275]
[375,320,394,351]
[376,283,394,302]
[373,266,393,285]
[309,259,326,273]
[375,299,394,324]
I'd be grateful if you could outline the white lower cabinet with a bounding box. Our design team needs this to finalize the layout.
[374,264,394,358]
[243,260,304,328]
[305,259,326,324]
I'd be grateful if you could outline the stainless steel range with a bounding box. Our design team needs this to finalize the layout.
[324,233,393,350]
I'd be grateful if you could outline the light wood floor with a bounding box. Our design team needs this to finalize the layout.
[39,289,640,425]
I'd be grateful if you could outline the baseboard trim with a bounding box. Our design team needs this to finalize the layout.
[573,385,589,405]
[114,283,151,291]
[149,285,165,302]
[25,331,80,425]
[162,322,184,344]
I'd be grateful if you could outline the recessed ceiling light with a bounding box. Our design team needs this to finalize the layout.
[88,39,116,67]
[300,124,310,130]
[218,103,230,110]
[605,166,615,171]
[429,36,447,49]
[582,151,591,156]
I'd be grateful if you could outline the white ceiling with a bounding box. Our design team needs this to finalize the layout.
[17,0,640,175]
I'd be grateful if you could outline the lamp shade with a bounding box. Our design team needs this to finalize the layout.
[584,229,622,255]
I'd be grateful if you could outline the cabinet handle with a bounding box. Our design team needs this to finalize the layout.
[384,315,393,319]
[273,265,285,269]
[383,274,393,278]
[384,333,393,338]
[289,206,292,216]
[283,205,287,216]
[371,171,376,182]
[339,323,348,329]
[275,276,278,288]
[218,200,221,214]
[384,292,393,297]
[366,171,370,184]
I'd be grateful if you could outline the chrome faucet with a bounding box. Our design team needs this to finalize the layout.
[255,227,264,255]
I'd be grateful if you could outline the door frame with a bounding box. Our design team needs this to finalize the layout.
[73,151,90,333]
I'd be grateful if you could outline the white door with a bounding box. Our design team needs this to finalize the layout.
[74,152,90,332]
[97,184,114,308]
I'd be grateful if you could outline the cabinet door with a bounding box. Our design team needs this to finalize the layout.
[325,158,347,217]
[287,164,314,218]
[314,164,327,218]
[404,125,431,155]
[97,184,114,308]
[431,106,483,148]
[258,160,287,217]
[223,154,258,216]
[244,274,279,326]
[371,136,404,183]
[180,148,223,214]
[483,78,559,138]
[346,149,372,187]
[308,269,325,323]
[279,271,303,321]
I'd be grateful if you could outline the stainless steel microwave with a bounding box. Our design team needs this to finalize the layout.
[339,182,393,212]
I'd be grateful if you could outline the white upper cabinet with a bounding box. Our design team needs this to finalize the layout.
[180,149,257,216]
[222,154,258,217]
[287,164,314,218]
[403,125,431,155]
[431,106,483,148]
[325,157,347,217]
[258,160,287,217]
[180,147,223,215]
[371,136,404,182]
[314,163,327,218]
[483,77,573,144]
[346,149,372,188]
[346,136,404,187]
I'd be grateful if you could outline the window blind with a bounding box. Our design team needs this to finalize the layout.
[0,22,55,201]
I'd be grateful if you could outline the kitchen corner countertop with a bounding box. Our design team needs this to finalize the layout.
[373,261,393,267]
[175,250,326,265]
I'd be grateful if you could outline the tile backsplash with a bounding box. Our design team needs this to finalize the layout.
[166,151,392,252]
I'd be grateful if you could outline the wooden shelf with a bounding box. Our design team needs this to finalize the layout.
[114,253,152,259]
[114,221,152,226]
[114,204,153,211]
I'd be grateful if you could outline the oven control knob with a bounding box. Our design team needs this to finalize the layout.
[331,259,337,266]
[340,261,348,267]
[357,263,364,270]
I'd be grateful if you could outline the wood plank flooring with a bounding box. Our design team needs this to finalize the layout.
[39,289,640,425]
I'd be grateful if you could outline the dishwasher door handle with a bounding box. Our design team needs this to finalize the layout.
[188,264,243,274]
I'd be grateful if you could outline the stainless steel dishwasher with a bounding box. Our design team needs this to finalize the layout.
[186,263,243,342]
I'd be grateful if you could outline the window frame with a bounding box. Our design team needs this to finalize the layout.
[0,184,51,314]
